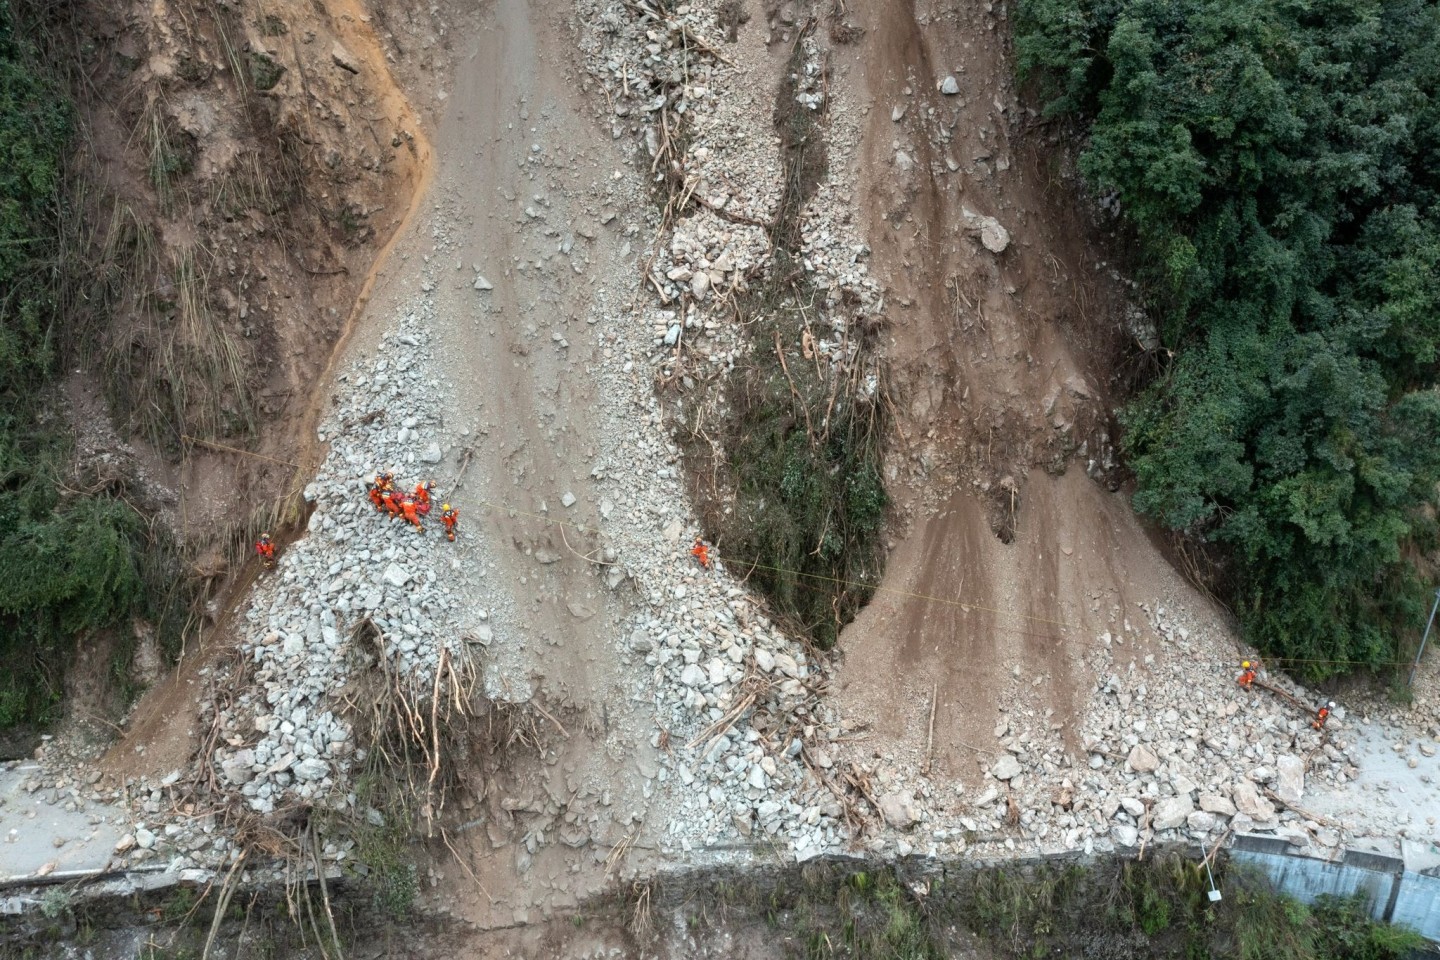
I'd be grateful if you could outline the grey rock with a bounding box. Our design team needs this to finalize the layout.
[991,754,1022,781]
[878,790,919,830]
[680,663,707,688]
[221,750,256,787]
[135,827,156,850]
[1231,780,1276,821]
[706,658,729,687]
[1198,793,1237,817]
[420,443,443,464]
[1276,754,1305,805]
[939,75,960,95]
[1187,811,1220,834]
[664,324,681,346]
[331,42,360,74]
[754,648,776,673]
[1111,823,1139,847]
[382,563,410,588]
[1152,795,1194,831]
[1120,797,1146,818]
[292,758,329,782]
[561,491,577,508]
[474,275,494,291]
[1127,744,1159,774]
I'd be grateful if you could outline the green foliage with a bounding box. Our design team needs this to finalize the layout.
[950,856,1423,960]
[1018,0,1440,677]
[693,39,887,649]
[704,858,1422,960]
[0,0,182,731]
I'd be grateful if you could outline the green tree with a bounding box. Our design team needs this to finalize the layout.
[1019,0,1440,677]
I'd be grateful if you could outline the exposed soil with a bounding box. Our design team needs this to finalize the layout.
[826,0,1191,787]
[90,0,439,781]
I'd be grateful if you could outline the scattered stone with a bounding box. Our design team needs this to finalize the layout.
[939,75,960,95]
[1276,754,1305,805]
[1198,793,1237,817]
[991,754,1022,781]
[331,42,360,74]
[474,275,494,291]
[292,758,329,782]
[878,791,918,830]
[1232,780,1276,822]
[1152,795,1194,831]
[1126,744,1159,774]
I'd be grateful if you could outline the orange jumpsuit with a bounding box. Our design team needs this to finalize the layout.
[441,508,458,542]
[414,483,433,515]
[1312,706,1330,730]
[368,486,385,511]
[256,539,275,566]
[1237,668,1256,690]
[382,491,401,518]
[401,497,422,530]
[691,539,710,569]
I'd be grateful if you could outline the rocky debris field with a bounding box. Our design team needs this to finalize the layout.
[6,0,1439,905]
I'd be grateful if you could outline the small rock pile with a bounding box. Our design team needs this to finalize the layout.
[204,307,471,816]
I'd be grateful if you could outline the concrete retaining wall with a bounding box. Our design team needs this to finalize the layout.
[1232,834,1440,942]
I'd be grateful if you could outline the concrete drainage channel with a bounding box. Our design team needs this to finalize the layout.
[4,836,1440,948]
[1229,834,1440,941]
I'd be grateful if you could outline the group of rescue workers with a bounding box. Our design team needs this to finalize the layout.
[254,471,461,570]
[365,471,459,541]
[1237,659,1335,731]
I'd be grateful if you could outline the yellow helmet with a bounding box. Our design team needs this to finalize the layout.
[441,503,452,512]
[1242,660,1251,669]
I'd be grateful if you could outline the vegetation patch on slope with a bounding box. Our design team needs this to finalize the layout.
[688,36,887,650]
[636,856,1424,960]
[0,0,188,733]
[1016,0,1440,679]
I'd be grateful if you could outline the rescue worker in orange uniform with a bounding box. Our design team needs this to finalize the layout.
[691,536,711,569]
[375,471,394,494]
[382,488,402,519]
[440,504,458,542]
[367,483,386,512]
[256,533,276,568]
[1312,700,1335,730]
[414,481,434,515]
[1237,660,1257,690]
[400,495,423,530]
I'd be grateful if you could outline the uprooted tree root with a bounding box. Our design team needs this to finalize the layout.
[178,617,568,955]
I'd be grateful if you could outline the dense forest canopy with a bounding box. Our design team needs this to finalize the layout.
[1016,0,1440,678]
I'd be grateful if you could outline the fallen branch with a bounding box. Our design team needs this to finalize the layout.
[1262,787,1343,830]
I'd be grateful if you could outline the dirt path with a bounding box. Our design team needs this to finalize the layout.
[350,0,663,927]
[829,0,1199,784]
